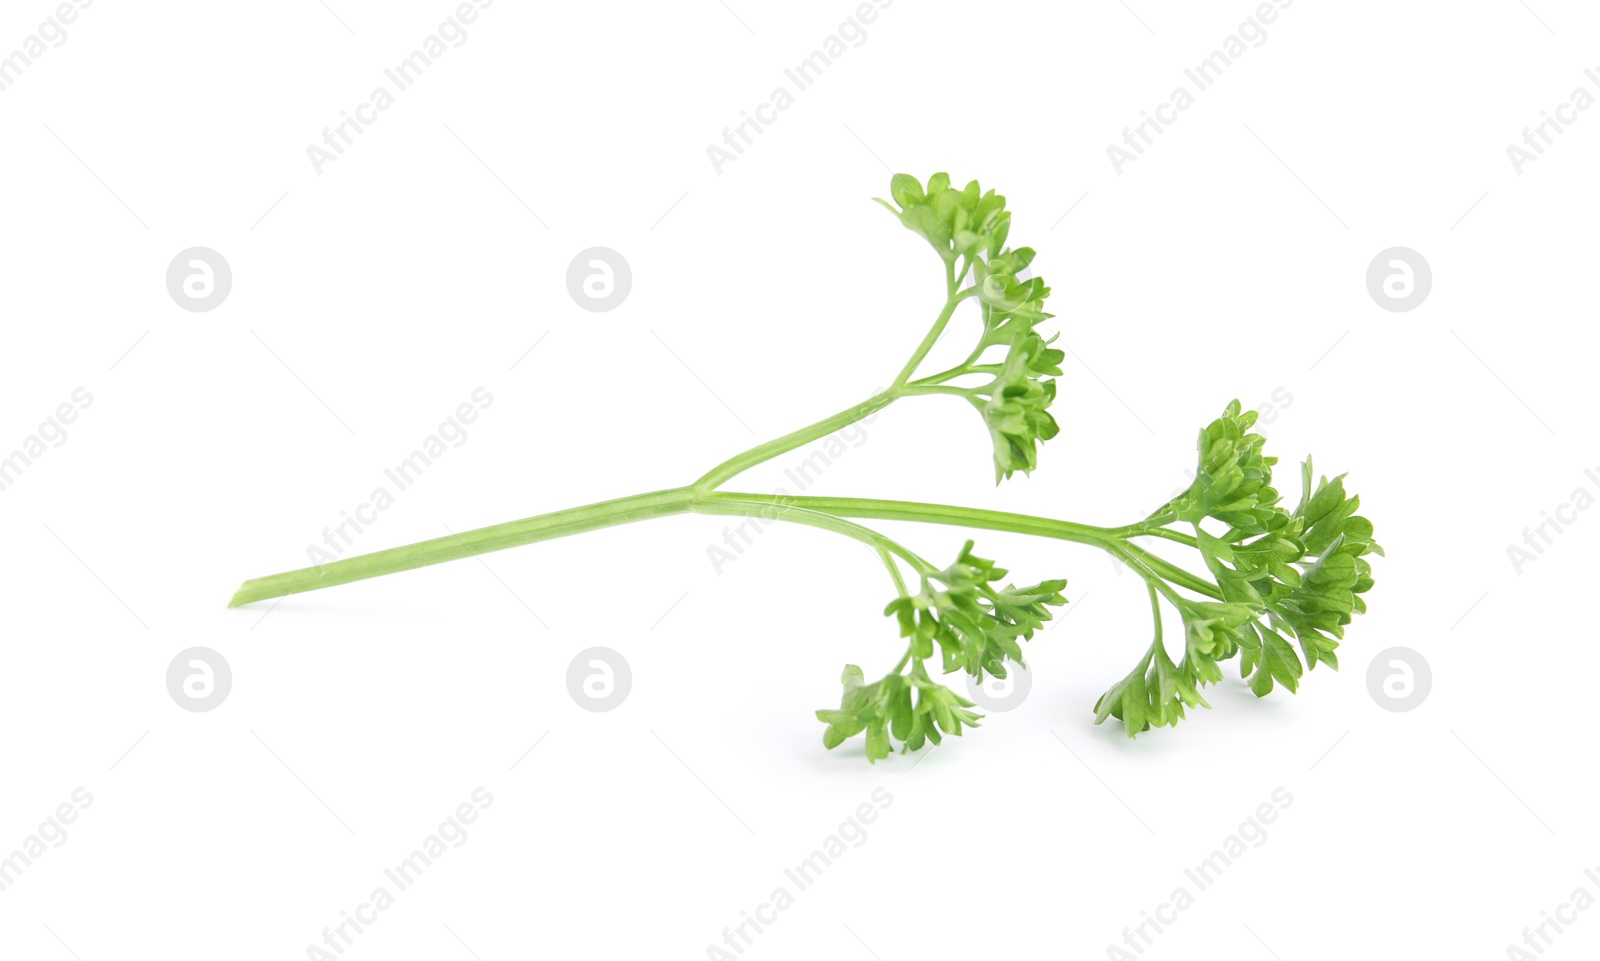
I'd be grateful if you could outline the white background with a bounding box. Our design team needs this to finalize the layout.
[2,1,1596,958]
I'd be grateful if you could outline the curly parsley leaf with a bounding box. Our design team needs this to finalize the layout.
[981,332,1063,482]
[820,540,1066,760]
[1094,401,1382,735]
[817,664,983,762]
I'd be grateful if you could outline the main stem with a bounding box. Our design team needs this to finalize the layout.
[228,487,699,607]
[229,280,1221,608]
[229,488,1220,606]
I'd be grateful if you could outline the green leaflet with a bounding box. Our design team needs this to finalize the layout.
[982,332,1063,483]
[1094,638,1212,736]
[976,247,1053,347]
[819,541,1067,761]
[817,663,984,762]
[886,540,1069,679]
[878,172,1012,263]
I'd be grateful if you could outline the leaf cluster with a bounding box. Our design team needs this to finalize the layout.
[819,541,1067,761]
[1095,401,1383,735]
[886,540,1068,678]
[982,331,1063,482]
[877,172,1013,264]
[877,173,1063,483]
[816,664,983,762]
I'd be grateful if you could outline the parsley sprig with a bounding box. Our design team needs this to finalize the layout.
[232,174,1382,761]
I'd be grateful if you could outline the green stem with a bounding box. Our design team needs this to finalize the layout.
[706,493,1222,599]
[692,391,896,492]
[1104,524,1198,548]
[900,385,974,399]
[891,287,977,391]
[228,487,699,607]
[1116,543,1221,600]
[691,498,932,574]
[716,493,1114,545]
[1147,583,1164,644]
[1192,521,1225,576]
[907,363,1001,388]
[1101,540,1190,609]
[879,548,910,597]
[230,490,1226,608]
